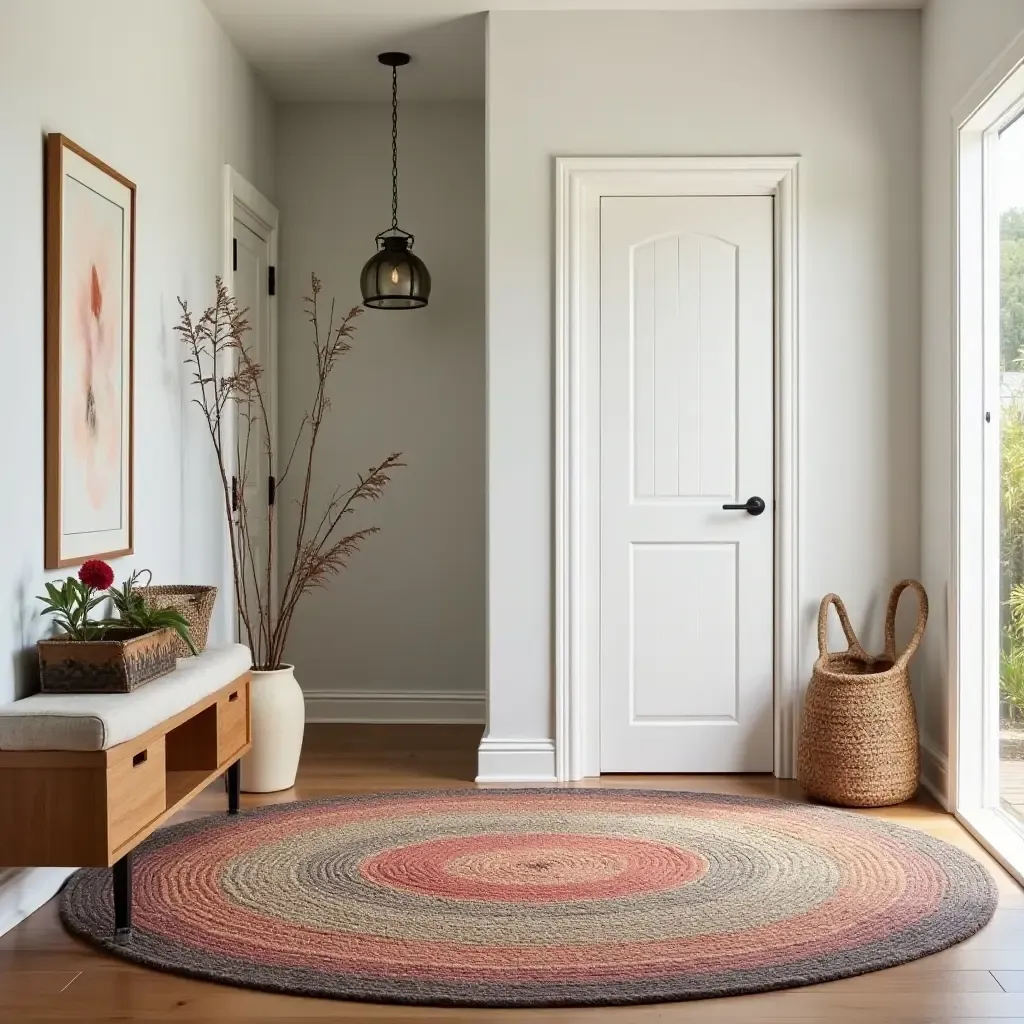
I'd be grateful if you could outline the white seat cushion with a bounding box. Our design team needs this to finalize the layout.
[0,644,252,751]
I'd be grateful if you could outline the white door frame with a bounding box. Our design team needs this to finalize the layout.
[554,156,801,782]
[222,166,279,637]
[951,34,1024,884]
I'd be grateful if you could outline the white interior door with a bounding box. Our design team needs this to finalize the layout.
[599,196,774,773]
[232,209,277,634]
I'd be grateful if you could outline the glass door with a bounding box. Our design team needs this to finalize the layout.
[997,113,1024,825]
[955,59,1024,883]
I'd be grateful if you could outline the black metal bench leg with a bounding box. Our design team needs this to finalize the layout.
[227,758,240,814]
[113,851,132,942]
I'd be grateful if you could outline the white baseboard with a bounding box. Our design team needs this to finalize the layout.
[476,736,557,782]
[304,689,485,725]
[920,735,949,810]
[0,867,74,938]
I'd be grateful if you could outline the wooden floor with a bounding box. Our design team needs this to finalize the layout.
[1003,758,1024,822]
[4,723,1024,1023]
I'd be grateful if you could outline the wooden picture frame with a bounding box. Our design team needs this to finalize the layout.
[44,134,135,568]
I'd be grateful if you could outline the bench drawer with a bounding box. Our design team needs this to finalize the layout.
[106,736,166,855]
[218,684,248,763]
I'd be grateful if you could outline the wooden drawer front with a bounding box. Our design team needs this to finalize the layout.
[106,736,166,856]
[217,684,248,763]
[0,765,108,867]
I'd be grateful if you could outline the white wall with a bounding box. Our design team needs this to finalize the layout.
[485,10,922,775]
[274,102,485,721]
[920,0,1024,797]
[0,0,274,933]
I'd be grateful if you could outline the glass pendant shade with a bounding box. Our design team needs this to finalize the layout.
[360,235,431,309]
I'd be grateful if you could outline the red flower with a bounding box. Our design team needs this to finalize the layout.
[78,559,114,591]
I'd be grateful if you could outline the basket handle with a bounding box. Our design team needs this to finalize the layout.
[883,579,928,668]
[817,594,865,658]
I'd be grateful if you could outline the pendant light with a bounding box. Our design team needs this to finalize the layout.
[359,52,431,310]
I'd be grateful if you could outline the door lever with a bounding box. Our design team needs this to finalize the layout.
[722,496,766,516]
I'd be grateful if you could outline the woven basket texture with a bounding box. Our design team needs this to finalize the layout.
[141,586,217,659]
[37,628,177,693]
[797,580,928,808]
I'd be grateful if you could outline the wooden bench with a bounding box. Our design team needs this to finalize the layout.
[0,645,252,940]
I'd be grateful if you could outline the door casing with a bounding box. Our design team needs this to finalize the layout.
[222,166,279,642]
[554,156,801,782]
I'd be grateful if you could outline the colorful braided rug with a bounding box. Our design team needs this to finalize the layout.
[60,789,998,1007]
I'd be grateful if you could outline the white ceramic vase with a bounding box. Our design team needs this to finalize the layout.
[240,664,306,793]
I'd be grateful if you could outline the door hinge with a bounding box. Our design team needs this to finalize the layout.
[231,475,239,512]
[268,475,276,507]
[268,265,276,296]
[232,237,238,272]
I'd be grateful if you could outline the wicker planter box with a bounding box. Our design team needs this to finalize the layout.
[37,628,177,694]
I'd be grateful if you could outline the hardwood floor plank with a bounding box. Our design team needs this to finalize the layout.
[0,968,82,1008]
[913,949,1024,971]
[799,969,1004,993]
[18,981,1024,1024]
[0,723,1020,1023]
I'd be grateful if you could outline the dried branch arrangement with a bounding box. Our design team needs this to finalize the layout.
[176,274,403,670]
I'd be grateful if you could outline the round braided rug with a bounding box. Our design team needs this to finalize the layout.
[60,789,998,1007]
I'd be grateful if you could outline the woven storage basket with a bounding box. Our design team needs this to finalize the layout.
[140,585,217,658]
[797,579,928,808]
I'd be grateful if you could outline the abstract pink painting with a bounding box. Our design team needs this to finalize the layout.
[63,175,124,532]
[45,135,135,568]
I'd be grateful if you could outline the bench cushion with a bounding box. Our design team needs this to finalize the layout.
[0,645,252,752]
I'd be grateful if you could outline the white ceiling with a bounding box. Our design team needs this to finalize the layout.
[203,0,924,101]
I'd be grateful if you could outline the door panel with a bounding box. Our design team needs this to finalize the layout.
[600,196,774,773]
[630,542,738,721]
[633,233,737,500]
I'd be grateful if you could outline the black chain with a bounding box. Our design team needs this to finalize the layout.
[390,63,399,232]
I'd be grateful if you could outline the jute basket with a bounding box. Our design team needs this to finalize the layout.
[797,579,928,808]
[140,585,217,659]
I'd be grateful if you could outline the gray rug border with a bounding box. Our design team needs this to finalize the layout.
[59,788,1000,1008]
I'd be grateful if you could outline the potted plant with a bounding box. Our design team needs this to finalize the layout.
[176,275,402,792]
[36,561,196,693]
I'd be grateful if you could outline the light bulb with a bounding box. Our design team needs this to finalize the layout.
[391,266,400,285]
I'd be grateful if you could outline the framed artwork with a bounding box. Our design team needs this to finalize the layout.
[44,134,135,568]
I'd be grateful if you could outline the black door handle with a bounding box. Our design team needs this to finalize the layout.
[722,496,766,516]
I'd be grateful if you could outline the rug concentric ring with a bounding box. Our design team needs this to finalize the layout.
[59,788,998,1007]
